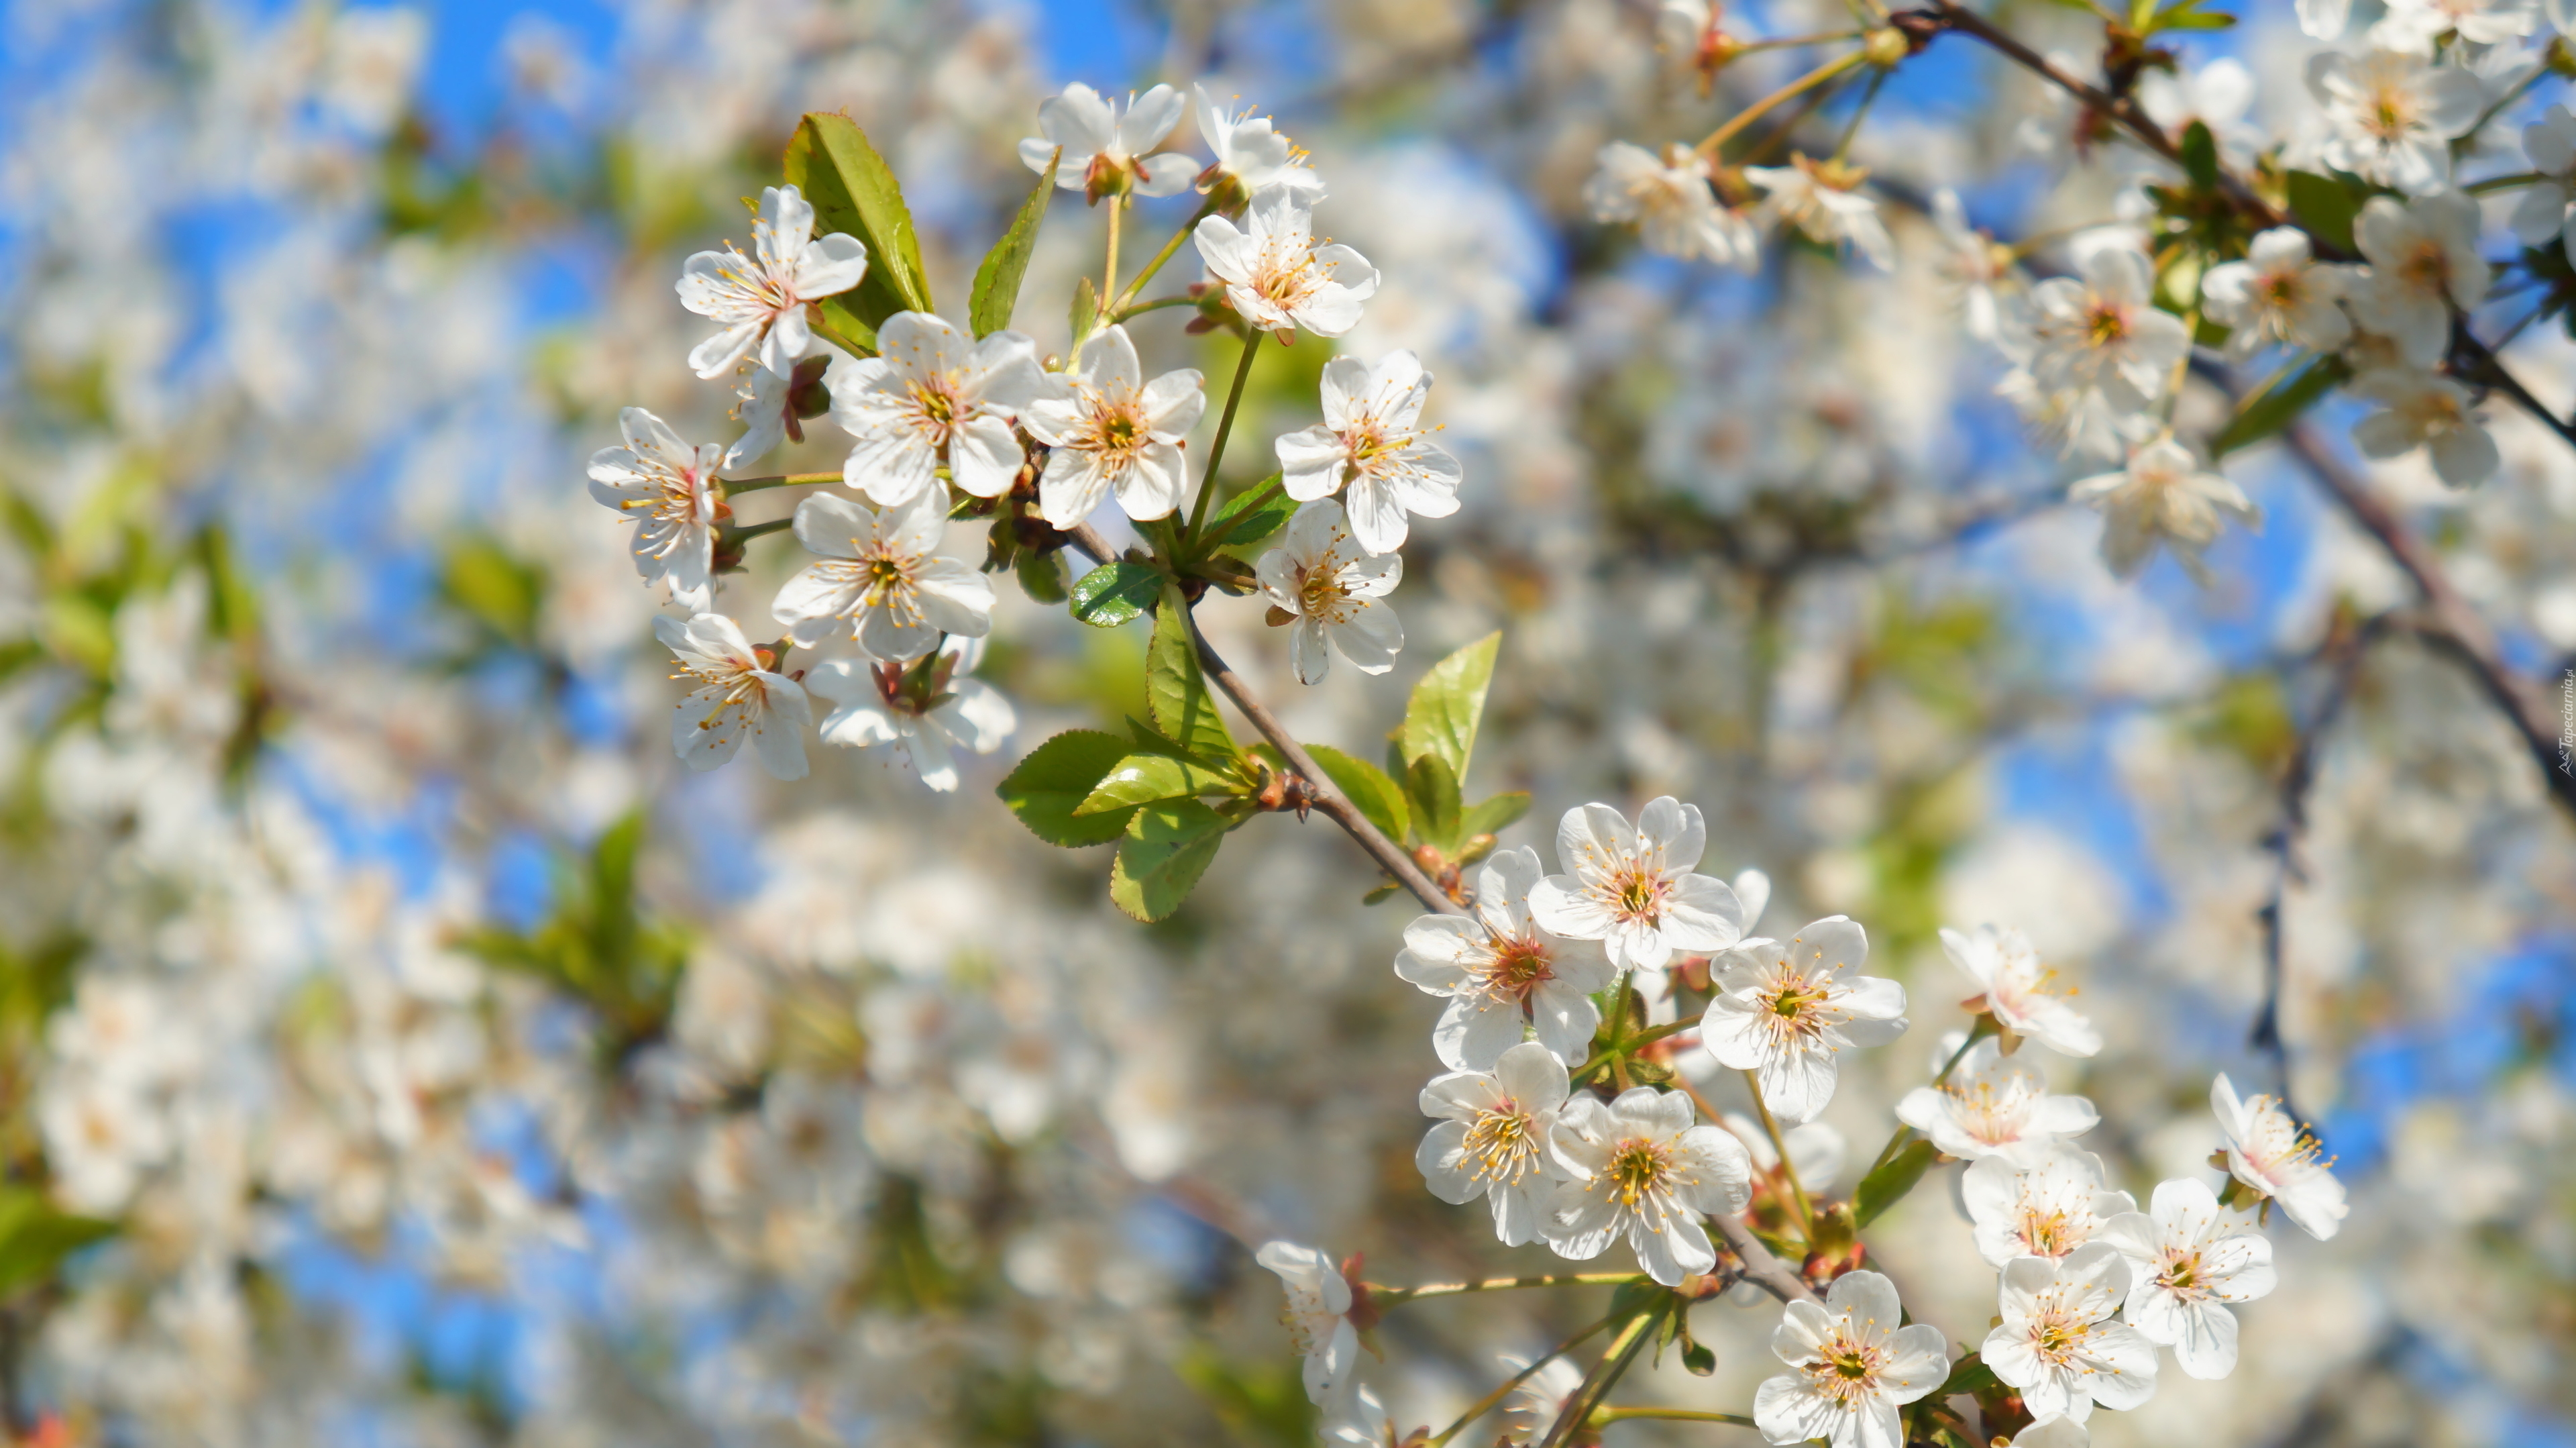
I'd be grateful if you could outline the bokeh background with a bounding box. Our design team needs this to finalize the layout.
[0,0,2572,1443]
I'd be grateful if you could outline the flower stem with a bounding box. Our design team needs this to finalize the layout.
[1734,28,1865,52]
[1368,1273,1643,1306]
[1591,1407,1760,1428]
[1695,49,1867,158]
[1103,194,1126,309]
[720,517,795,544]
[1829,65,1888,162]
[1428,1316,1613,1447]
[2465,170,2549,195]
[808,316,872,358]
[1185,330,1265,539]
[1742,1070,1816,1241]
[1539,1306,1665,1448]
[1108,294,1199,323]
[1113,200,1217,312]
[722,472,840,495]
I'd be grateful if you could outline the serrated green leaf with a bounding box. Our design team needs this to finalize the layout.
[1201,474,1294,551]
[783,113,931,336]
[1304,744,1409,842]
[2285,169,2366,256]
[1460,790,1531,841]
[1854,1135,1941,1227]
[0,1186,116,1296]
[1148,592,1237,765]
[1111,799,1231,921]
[971,151,1055,337]
[1400,633,1501,782]
[1071,275,1099,348]
[2211,354,2351,458]
[997,730,1137,845]
[1407,753,1463,854]
[1069,560,1163,627]
[1077,753,1244,815]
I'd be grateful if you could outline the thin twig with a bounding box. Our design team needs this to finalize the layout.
[1710,1210,1821,1304]
[1369,1272,1642,1306]
[1428,1316,1613,1447]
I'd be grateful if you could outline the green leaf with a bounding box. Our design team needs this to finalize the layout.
[1016,546,1069,604]
[0,1188,116,1296]
[2179,121,2218,192]
[971,150,1057,337]
[1680,1337,1717,1376]
[2285,169,2366,256]
[1399,632,1501,780]
[1110,799,1231,921]
[1071,275,1099,348]
[1077,753,1244,815]
[1853,1135,1941,1227]
[2210,354,2351,458]
[1933,1355,1999,1397]
[997,730,1138,845]
[1147,592,1237,766]
[1069,560,1164,627]
[1201,474,1294,551]
[440,535,547,650]
[783,113,932,335]
[1407,753,1463,854]
[1304,744,1410,842]
[1460,790,1532,841]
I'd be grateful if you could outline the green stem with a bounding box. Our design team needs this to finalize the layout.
[1742,1070,1815,1242]
[1735,28,1865,52]
[2465,170,2550,194]
[1696,49,1866,156]
[808,317,872,357]
[1368,1273,1643,1307]
[1185,331,1265,539]
[1103,194,1126,311]
[1540,1306,1665,1448]
[721,517,795,544]
[1197,473,1285,548]
[1591,1408,1760,1428]
[1831,66,1889,162]
[1428,1316,1613,1447]
[722,472,840,495]
[1573,1006,1707,1084]
[1114,200,1217,312]
[1108,294,1199,323]
[2458,66,2551,154]
[1607,975,1638,1090]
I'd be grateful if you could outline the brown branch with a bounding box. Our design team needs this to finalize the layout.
[1711,1210,1821,1305]
[1185,615,1466,917]
[2279,424,2576,817]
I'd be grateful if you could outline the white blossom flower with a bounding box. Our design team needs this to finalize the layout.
[587,407,723,612]
[655,613,812,780]
[2007,1415,2092,1448]
[1703,917,1907,1124]
[1544,1085,1752,1285]
[2099,1178,2277,1379]
[39,1075,170,1214]
[1939,924,2101,1057]
[50,976,192,1089]
[2348,193,2488,370]
[675,184,869,379]
[1982,1243,2160,1423]
[2138,58,2258,160]
[2009,246,2190,460]
[825,313,1042,507]
[722,356,830,471]
[1255,1241,1358,1403]
[1274,350,1462,554]
[1018,83,1195,201]
[1752,1270,1951,1448]
[1528,797,1750,976]
[2202,229,2354,358]
[1397,845,1617,1068]
[1018,324,1205,527]
[1932,187,2017,340]
[2210,1073,2349,1239]
[1657,0,1746,91]
[1501,1353,1585,1443]
[1192,84,1322,203]
[1319,1380,1401,1447]
[1584,142,1757,267]
[2349,365,2501,486]
[2299,0,2351,36]
[1963,1145,2137,1268]
[1744,155,1893,270]
[770,489,995,660]
[2510,105,2576,250]
[1254,499,1403,684]
[2304,50,2485,195]
[1193,189,1380,341]
[2372,0,2536,52]
[806,637,1016,792]
[1896,1038,2099,1161]
[1417,1041,1574,1246]
[2069,436,2262,584]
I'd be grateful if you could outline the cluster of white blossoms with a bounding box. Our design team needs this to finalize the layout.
[587,81,1472,787]
[1265,812,2351,1445]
